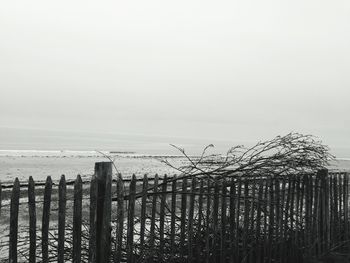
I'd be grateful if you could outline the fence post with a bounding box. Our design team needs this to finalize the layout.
[94,162,112,263]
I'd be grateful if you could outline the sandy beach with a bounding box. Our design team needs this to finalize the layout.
[0,150,186,183]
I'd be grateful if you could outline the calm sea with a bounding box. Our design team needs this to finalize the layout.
[0,127,349,183]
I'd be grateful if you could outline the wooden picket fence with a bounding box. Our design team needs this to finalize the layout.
[0,162,350,263]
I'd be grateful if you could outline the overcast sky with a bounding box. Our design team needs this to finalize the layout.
[1,1,349,155]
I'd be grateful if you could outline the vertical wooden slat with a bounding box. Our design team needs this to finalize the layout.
[305,174,312,250]
[159,175,168,256]
[58,175,66,263]
[95,162,112,263]
[274,176,280,262]
[220,179,227,263]
[170,175,177,257]
[340,174,345,240]
[243,177,250,263]
[294,175,301,259]
[180,177,188,259]
[279,176,287,261]
[235,178,242,263]
[188,177,196,262]
[126,174,136,263]
[197,179,204,235]
[344,174,349,240]
[9,178,20,263]
[256,177,264,263]
[310,175,316,253]
[313,175,320,255]
[329,175,334,244]
[73,175,83,263]
[249,176,257,263]
[289,176,296,260]
[211,180,220,261]
[140,174,148,249]
[326,172,330,248]
[205,179,212,263]
[149,175,159,251]
[229,177,236,263]
[338,173,343,240]
[28,176,36,263]
[266,178,270,263]
[249,176,257,234]
[299,175,306,250]
[319,170,329,251]
[196,179,204,259]
[333,175,339,244]
[89,175,98,263]
[42,176,52,263]
[115,174,125,263]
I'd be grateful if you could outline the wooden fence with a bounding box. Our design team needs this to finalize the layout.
[0,162,350,263]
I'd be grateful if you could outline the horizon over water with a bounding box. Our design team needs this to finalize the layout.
[0,126,350,183]
[1,126,350,157]
[0,126,256,155]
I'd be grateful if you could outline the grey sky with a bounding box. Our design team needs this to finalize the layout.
[1,1,350,155]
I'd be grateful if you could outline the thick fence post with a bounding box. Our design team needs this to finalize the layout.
[94,162,112,263]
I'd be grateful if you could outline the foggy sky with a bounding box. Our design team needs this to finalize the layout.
[1,1,350,155]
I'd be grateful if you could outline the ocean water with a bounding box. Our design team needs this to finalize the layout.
[0,127,349,183]
[0,149,349,184]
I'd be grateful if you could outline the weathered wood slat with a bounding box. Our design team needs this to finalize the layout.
[58,175,66,263]
[205,179,212,263]
[73,175,83,263]
[9,178,20,263]
[149,175,159,253]
[28,176,36,263]
[89,175,98,263]
[344,174,349,240]
[159,175,168,256]
[338,173,343,239]
[94,162,112,263]
[299,175,306,250]
[263,176,270,263]
[170,175,177,258]
[196,179,204,260]
[278,176,287,261]
[188,177,196,262]
[243,178,250,262]
[294,175,301,259]
[212,180,220,261]
[274,176,281,263]
[235,178,242,262]
[305,175,312,250]
[256,178,264,263]
[140,174,148,249]
[42,176,52,263]
[289,176,296,260]
[126,174,136,263]
[115,174,125,263]
[220,179,227,263]
[333,175,339,244]
[180,177,188,259]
